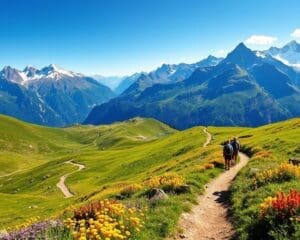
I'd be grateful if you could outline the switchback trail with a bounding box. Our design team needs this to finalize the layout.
[174,151,249,240]
[56,160,85,198]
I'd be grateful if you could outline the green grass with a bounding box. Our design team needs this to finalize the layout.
[225,118,300,240]
[0,114,224,239]
[0,114,299,239]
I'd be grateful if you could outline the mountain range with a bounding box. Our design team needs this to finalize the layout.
[266,40,300,70]
[84,42,300,129]
[0,64,115,126]
[1,41,299,128]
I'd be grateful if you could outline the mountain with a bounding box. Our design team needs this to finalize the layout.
[84,43,300,129]
[91,75,125,90]
[266,40,300,70]
[0,64,115,126]
[122,55,223,97]
[114,72,143,95]
[0,74,64,126]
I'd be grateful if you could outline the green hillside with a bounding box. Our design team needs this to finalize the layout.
[0,115,226,233]
[228,118,300,239]
[0,115,299,239]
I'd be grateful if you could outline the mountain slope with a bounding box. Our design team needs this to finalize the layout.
[0,65,115,126]
[122,55,223,97]
[114,72,143,95]
[266,40,300,70]
[0,76,64,126]
[0,115,299,239]
[84,43,299,129]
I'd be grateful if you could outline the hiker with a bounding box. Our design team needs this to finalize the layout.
[223,140,233,170]
[231,137,240,166]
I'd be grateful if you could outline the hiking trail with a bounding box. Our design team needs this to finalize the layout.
[56,160,85,198]
[203,127,212,147]
[173,130,249,240]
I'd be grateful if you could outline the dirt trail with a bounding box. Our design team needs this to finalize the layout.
[203,128,212,147]
[173,133,249,239]
[56,160,85,198]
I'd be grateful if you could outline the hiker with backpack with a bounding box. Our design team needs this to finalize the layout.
[223,140,233,170]
[231,137,240,166]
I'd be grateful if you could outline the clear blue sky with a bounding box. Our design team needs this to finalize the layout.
[0,0,299,76]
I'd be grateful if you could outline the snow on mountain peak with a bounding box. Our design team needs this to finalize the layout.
[265,40,300,71]
[0,64,84,85]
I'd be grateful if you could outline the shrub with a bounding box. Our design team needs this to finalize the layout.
[192,165,206,173]
[192,162,217,173]
[209,160,224,168]
[144,173,185,192]
[203,163,215,169]
[259,190,300,238]
[120,183,143,198]
[64,199,145,240]
[253,164,300,188]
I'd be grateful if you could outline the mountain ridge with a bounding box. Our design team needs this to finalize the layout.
[84,42,300,129]
[0,65,115,126]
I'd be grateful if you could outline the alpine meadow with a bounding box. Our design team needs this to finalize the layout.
[0,1,299,240]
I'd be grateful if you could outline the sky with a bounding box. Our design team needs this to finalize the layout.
[0,0,300,76]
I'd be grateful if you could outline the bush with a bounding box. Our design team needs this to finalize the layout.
[120,184,143,198]
[192,162,217,173]
[64,199,145,240]
[144,173,185,192]
[203,163,215,169]
[209,160,224,168]
[258,190,300,239]
[253,164,300,188]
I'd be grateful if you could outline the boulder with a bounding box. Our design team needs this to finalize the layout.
[148,188,168,201]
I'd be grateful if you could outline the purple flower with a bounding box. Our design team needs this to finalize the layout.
[1,220,67,240]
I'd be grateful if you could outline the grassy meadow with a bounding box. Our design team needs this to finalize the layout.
[227,119,300,239]
[0,114,299,239]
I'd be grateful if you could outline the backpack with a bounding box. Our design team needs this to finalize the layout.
[224,144,232,156]
[231,141,240,151]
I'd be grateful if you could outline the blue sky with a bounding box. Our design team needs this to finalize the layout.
[0,0,300,76]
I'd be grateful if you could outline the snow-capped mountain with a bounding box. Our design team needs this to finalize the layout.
[0,64,84,85]
[0,64,115,126]
[266,40,300,70]
[122,55,223,96]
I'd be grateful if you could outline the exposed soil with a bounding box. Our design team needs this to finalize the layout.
[173,129,249,240]
[56,160,85,198]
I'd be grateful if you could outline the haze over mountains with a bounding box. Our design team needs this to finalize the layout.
[0,41,299,128]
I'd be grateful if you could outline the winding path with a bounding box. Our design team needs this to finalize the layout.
[203,128,212,147]
[173,129,249,240]
[56,160,85,198]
